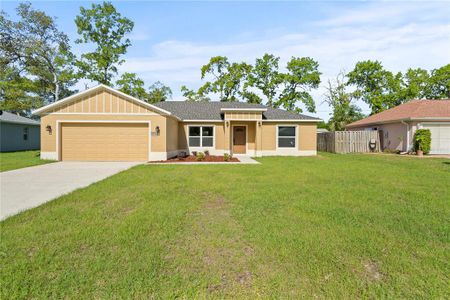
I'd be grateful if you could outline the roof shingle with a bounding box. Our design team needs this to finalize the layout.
[153,101,320,121]
[0,111,40,125]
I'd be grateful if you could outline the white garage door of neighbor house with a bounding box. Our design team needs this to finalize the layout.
[422,123,450,154]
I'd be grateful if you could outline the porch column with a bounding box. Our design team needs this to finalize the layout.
[255,120,262,157]
[224,120,231,154]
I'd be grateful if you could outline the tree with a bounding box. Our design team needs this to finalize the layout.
[198,56,252,101]
[181,86,210,102]
[243,53,281,105]
[346,60,401,114]
[0,3,77,106]
[147,81,172,103]
[75,1,134,85]
[277,57,321,113]
[427,64,450,99]
[115,72,149,100]
[400,68,430,100]
[323,72,364,131]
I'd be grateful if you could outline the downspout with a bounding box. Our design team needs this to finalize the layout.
[401,120,410,152]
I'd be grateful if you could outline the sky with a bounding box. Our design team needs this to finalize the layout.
[2,1,450,121]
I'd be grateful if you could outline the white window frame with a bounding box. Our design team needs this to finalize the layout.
[276,125,297,149]
[187,125,215,149]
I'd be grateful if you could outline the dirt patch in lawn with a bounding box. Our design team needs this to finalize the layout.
[150,155,239,163]
[362,260,384,282]
[165,192,257,297]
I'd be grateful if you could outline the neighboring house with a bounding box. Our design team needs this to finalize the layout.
[32,84,320,161]
[0,111,40,152]
[346,100,450,154]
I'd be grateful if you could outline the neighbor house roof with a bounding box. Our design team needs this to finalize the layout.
[0,111,40,125]
[153,101,321,121]
[346,99,450,128]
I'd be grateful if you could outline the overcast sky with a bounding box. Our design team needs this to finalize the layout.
[2,1,450,120]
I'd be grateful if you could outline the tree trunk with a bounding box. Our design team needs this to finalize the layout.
[53,72,60,102]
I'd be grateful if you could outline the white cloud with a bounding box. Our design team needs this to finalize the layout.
[118,2,450,120]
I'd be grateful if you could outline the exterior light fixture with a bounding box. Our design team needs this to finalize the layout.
[226,121,230,127]
[46,125,52,134]
[258,121,262,127]
[155,126,160,136]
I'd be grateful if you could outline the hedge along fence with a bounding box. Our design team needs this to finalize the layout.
[317,131,381,153]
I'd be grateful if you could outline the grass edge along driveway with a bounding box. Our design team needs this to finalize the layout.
[1,153,449,298]
[0,150,54,172]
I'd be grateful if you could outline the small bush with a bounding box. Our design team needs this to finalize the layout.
[223,153,231,162]
[414,129,431,154]
[191,151,197,157]
[196,152,205,161]
[204,150,210,156]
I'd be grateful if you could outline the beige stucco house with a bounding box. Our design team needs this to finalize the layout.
[33,85,320,161]
[346,100,450,154]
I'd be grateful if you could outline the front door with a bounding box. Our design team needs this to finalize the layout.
[233,126,246,154]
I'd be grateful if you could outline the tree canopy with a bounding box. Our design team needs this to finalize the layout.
[75,1,134,85]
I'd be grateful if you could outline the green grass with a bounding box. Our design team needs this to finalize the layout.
[0,150,54,172]
[1,153,449,298]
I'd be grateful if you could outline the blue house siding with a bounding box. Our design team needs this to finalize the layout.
[0,123,40,152]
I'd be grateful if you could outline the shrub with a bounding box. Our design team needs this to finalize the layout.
[196,152,205,161]
[414,129,431,154]
[191,151,197,157]
[204,150,210,156]
[223,153,231,162]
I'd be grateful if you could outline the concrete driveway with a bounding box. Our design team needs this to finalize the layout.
[0,162,141,220]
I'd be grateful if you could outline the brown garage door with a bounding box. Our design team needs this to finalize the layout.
[61,123,149,161]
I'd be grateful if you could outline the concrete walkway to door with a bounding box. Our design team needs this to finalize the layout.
[0,162,140,220]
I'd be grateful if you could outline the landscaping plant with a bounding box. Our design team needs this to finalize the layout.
[223,153,231,161]
[413,129,431,155]
[196,152,205,161]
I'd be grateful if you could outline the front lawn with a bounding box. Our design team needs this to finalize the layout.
[0,150,54,172]
[1,153,449,298]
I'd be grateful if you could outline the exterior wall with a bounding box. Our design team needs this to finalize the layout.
[40,114,168,160]
[0,123,40,152]
[166,117,179,153]
[350,123,407,151]
[179,122,226,155]
[260,122,317,156]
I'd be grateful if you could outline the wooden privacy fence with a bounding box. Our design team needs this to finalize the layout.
[317,131,381,153]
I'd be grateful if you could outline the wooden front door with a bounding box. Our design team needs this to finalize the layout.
[233,126,246,154]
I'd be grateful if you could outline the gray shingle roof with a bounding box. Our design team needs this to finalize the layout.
[0,111,40,125]
[153,101,320,121]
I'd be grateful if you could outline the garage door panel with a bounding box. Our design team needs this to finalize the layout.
[423,124,450,155]
[61,123,149,161]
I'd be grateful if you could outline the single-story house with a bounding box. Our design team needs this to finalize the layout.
[346,100,450,154]
[32,84,320,161]
[0,111,40,152]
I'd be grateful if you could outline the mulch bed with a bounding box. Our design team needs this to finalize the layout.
[150,155,239,163]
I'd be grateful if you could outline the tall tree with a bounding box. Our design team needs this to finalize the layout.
[323,72,364,131]
[0,3,77,106]
[243,53,281,105]
[400,68,430,100]
[181,86,210,102]
[198,56,252,101]
[277,57,321,113]
[75,1,134,85]
[346,60,401,114]
[427,64,450,99]
[147,81,172,103]
[115,72,149,101]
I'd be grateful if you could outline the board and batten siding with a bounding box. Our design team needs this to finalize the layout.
[49,90,157,114]
[40,89,170,160]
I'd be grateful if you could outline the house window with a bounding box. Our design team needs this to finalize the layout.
[23,127,29,141]
[189,126,214,147]
[278,126,296,148]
